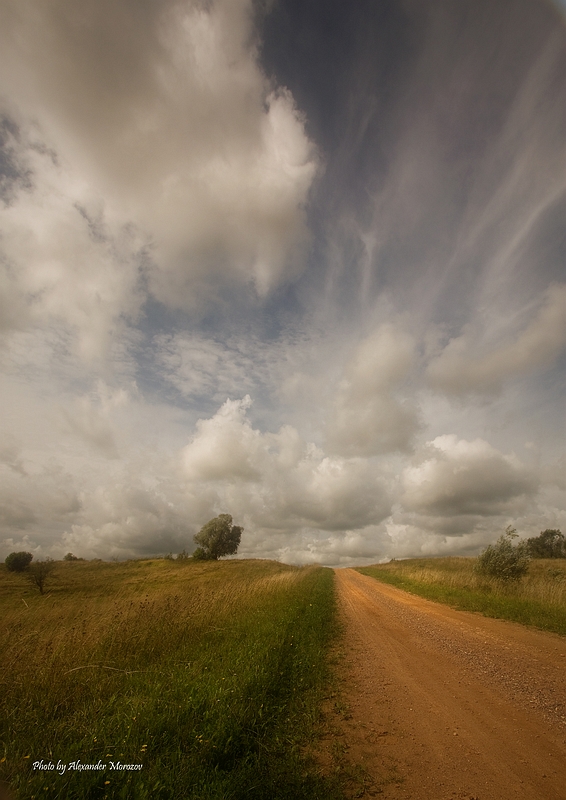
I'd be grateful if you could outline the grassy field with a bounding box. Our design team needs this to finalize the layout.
[357,557,566,636]
[0,558,341,800]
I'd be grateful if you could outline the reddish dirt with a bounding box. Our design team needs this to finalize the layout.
[319,568,566,799]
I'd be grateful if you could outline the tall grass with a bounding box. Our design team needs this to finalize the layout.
[0,559,341,800]
[357,557,566,635]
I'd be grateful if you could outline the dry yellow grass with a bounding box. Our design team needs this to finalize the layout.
[358,557,566,635]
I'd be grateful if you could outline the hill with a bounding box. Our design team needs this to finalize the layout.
[1,558,340,799]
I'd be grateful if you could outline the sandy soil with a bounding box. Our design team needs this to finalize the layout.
[319,569,566,799]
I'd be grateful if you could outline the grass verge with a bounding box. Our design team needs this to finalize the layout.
[1,559,342,800]
[357,557,566,636]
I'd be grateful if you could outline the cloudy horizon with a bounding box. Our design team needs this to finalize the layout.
[1,0,565,566]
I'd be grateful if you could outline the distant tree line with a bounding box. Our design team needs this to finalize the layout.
[525,529,565,559]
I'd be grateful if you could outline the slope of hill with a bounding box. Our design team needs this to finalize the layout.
[1,558,340,799]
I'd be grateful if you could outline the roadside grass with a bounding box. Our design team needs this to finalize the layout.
[0,558,342,800]
[357,557,566,636]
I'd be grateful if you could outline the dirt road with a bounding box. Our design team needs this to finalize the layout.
[327,569,566,799]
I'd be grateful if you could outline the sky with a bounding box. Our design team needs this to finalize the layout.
[0,0,564,566]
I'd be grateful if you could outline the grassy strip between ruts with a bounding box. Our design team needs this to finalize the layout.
[357,557,566,636]
[1,559,343,800]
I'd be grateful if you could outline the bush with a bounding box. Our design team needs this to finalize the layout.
[476,526,530,582]
[5,552,33,572]
[26,559,56,594]
[63,552,79,561]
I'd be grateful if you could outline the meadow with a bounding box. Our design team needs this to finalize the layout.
[0,558,341,800]
[358,557,566,635]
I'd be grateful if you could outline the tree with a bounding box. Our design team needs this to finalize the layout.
[526,529,566,559]
[26,558,56,595]
[193,514,243,561]
[63,552,79,561]
[5,552,33,572]
[475,526,530,582]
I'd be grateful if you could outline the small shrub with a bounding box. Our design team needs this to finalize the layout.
[26,559,56,594]
[5,552,33,572]
[476,526,530,582]
[176,549,190,561]
[63,552,79,561]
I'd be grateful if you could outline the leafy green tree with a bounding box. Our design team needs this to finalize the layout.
[475,526,530,582]
[526,529,565,559]
[63,552,79,561]
[5,551,33,572]
[193,514,243,561]
[26,558,56,594]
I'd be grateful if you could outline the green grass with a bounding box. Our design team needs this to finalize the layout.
[0,558,342,800]
[357,557,566,636]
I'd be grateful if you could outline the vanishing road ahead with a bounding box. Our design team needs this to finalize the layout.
[332,569,566,800]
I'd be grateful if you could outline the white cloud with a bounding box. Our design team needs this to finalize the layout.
[181,396,392,534]
[326,324,420,456]
[401,434,537,518]
[427,284,566,395]
[0,2,563,568]
[0,0,318,315]
[155,334,260,401]
[0,458,81,538]
[0,133,144,361]
[60,477,201,560]
[60,381,130,459]
[182,396,262,481]
[0,394,393,563]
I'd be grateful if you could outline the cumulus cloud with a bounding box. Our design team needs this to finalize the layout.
[60,478,199,560]
[0,1,564,567]
[0,458,81,539]
[0,129,144,360]
[326,324,420,456]
[0,0,318,314]
[182,396,261,481]
[181,396,392,534]
[0,440,211,560]
[61,381,131,459]
[401,435,537,519]
[427,284,566,395]
[1,393,393,562]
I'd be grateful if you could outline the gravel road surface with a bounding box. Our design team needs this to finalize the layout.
[327,568,566,799]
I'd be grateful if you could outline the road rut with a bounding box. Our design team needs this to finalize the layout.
[328,568,566,799]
